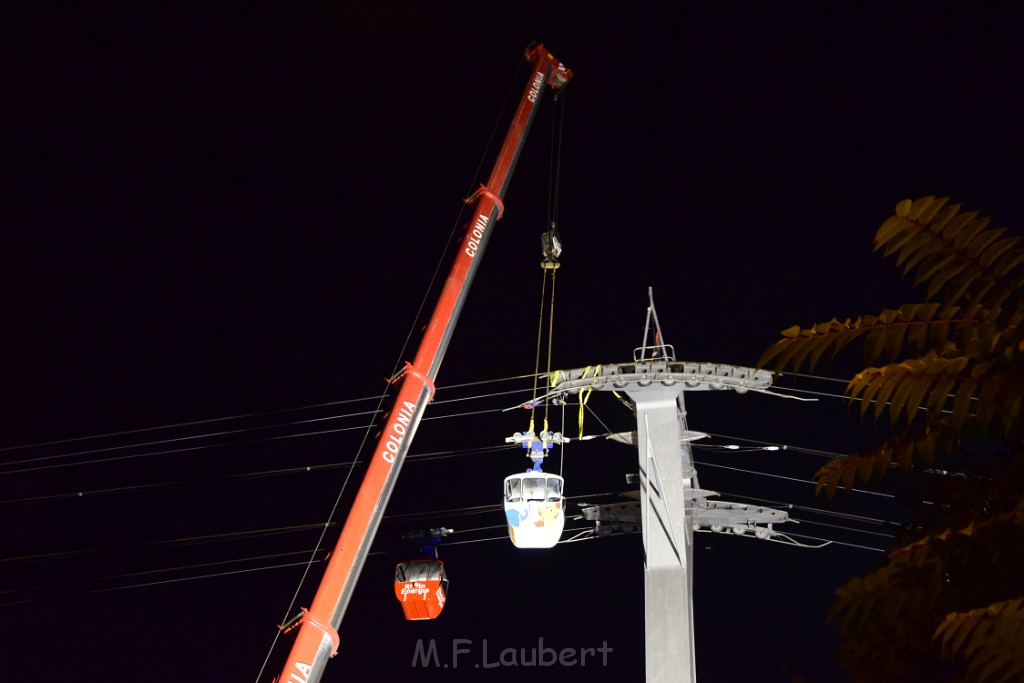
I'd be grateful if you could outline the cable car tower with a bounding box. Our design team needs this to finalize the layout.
[550,289,786,683]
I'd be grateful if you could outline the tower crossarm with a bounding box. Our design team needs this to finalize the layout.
[691,500,790,528]
[550,361,773,396]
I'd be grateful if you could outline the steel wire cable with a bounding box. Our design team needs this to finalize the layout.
[1,371,904,614]
[0,370,877,458]
[0,419,897,509]
[0,382,535,473]
[0,477,895,605]
[0,370,856,476]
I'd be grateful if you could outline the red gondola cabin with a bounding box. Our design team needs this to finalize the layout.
[394,560,449,620]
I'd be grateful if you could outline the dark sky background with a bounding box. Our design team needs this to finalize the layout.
[4,4,1024,682]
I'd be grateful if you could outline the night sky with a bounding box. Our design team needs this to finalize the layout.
[4,4,1024,682]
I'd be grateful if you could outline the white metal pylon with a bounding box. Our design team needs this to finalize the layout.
[550,290,785,683]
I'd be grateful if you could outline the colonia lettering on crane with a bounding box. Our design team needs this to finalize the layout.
[288,662,313,682]
[526,70,543,102]
[464,213,489,257]
[381,401,416,463]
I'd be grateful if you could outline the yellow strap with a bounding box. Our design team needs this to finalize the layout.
[577,366,590,437]
[577,365,600,438]
[578,390,588,438]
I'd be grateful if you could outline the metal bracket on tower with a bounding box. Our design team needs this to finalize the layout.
[693,501,789,537]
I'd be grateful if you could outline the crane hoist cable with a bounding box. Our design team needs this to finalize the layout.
[515,88,571,473]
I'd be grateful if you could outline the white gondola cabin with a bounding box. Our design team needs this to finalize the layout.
[503,472,565,548]
[394,559,448,620]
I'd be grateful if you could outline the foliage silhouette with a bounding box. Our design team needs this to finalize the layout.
[759,197,1024,683]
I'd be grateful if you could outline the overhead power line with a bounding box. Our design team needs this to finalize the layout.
[0,369,903,611]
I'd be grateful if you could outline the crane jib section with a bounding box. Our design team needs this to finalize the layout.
[273,43,572,683]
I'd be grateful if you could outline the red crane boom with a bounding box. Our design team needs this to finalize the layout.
[275,43,572,683]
